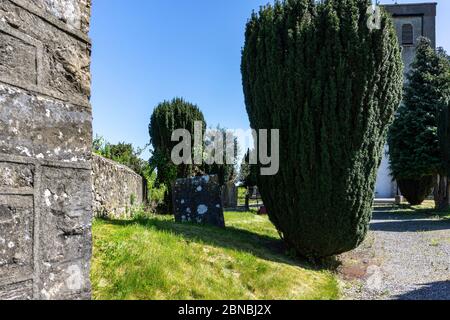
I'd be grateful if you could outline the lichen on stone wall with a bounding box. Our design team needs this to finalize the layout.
[28,0,91,33]
[0,0,92,300]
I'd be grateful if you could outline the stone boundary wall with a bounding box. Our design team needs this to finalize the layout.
[92,154,146,219]
[0,0,92,300]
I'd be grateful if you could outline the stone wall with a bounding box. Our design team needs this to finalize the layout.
[0,0,92,300]
[92,154,146,219]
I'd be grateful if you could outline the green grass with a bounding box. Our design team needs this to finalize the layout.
[376,200,450,220]
[91,211,339,300]
[237,187,263,207]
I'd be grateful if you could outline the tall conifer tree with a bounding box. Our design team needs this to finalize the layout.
[435,48,450,209]
[388,38,450,206]
[242,0,403,257]
[149,98,206,213]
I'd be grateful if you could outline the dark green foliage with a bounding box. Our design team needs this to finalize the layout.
[241,0,403,257]
[437,49,450,174]
[397,177,435,206]
[93,136,149,176]
[239,149,258,188]
[435,48,450,209]
[388,38,450,205]
[149,98,206,213]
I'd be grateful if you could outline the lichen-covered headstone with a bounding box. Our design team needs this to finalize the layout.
[172,175,225,228]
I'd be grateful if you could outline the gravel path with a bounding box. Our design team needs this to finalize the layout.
[339,209,450,300]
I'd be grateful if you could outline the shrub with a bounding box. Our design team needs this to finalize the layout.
[241,0,403,257]
[93,136,147,175]
[397,177,435,206]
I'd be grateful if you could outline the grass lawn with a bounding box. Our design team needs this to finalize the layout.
[91,211,339,300]
[237,187,263,207]
[380,200,450,220]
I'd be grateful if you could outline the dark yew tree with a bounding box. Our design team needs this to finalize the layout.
[241,0,403,258]
[435,47,450,209]
[149,98,206,213]
[388,38,450,206]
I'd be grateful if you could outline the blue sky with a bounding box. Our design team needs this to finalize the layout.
[90,0,450,158]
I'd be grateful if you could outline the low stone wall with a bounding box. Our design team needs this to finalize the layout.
[92,154,146,218]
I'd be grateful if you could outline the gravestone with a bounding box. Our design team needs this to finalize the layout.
[0,0,92,300]
[172,175,225,228]
[221,182,238,208]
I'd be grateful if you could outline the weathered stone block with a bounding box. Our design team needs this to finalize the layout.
[0,280,33,300]
[39,166,91,264]
[0,1,92,101]
[0,195,34,285]
[0,162,34,189]
[39,259,90,300]
[0,30,38,86]
[28,0,91,33]
[173,175,225,228]
[0,84,92,162]
[0,0,92,300]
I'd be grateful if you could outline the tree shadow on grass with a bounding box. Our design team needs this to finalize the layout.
[102,217,326,272]
[374,204,450,217]
[370,207,450,232]
[369,218,450,232]
[394,281,450,300]
[372,204,450,220]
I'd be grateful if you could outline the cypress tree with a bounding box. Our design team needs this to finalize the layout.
[388,38,449,206]
[149,98,206,213]
[435,48,450,209]
[241,0,403,257]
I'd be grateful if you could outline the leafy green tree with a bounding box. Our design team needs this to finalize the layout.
[241,0,403,258]
[149,98,206,213]
[388,38,449,206]
[93,135,149,176]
